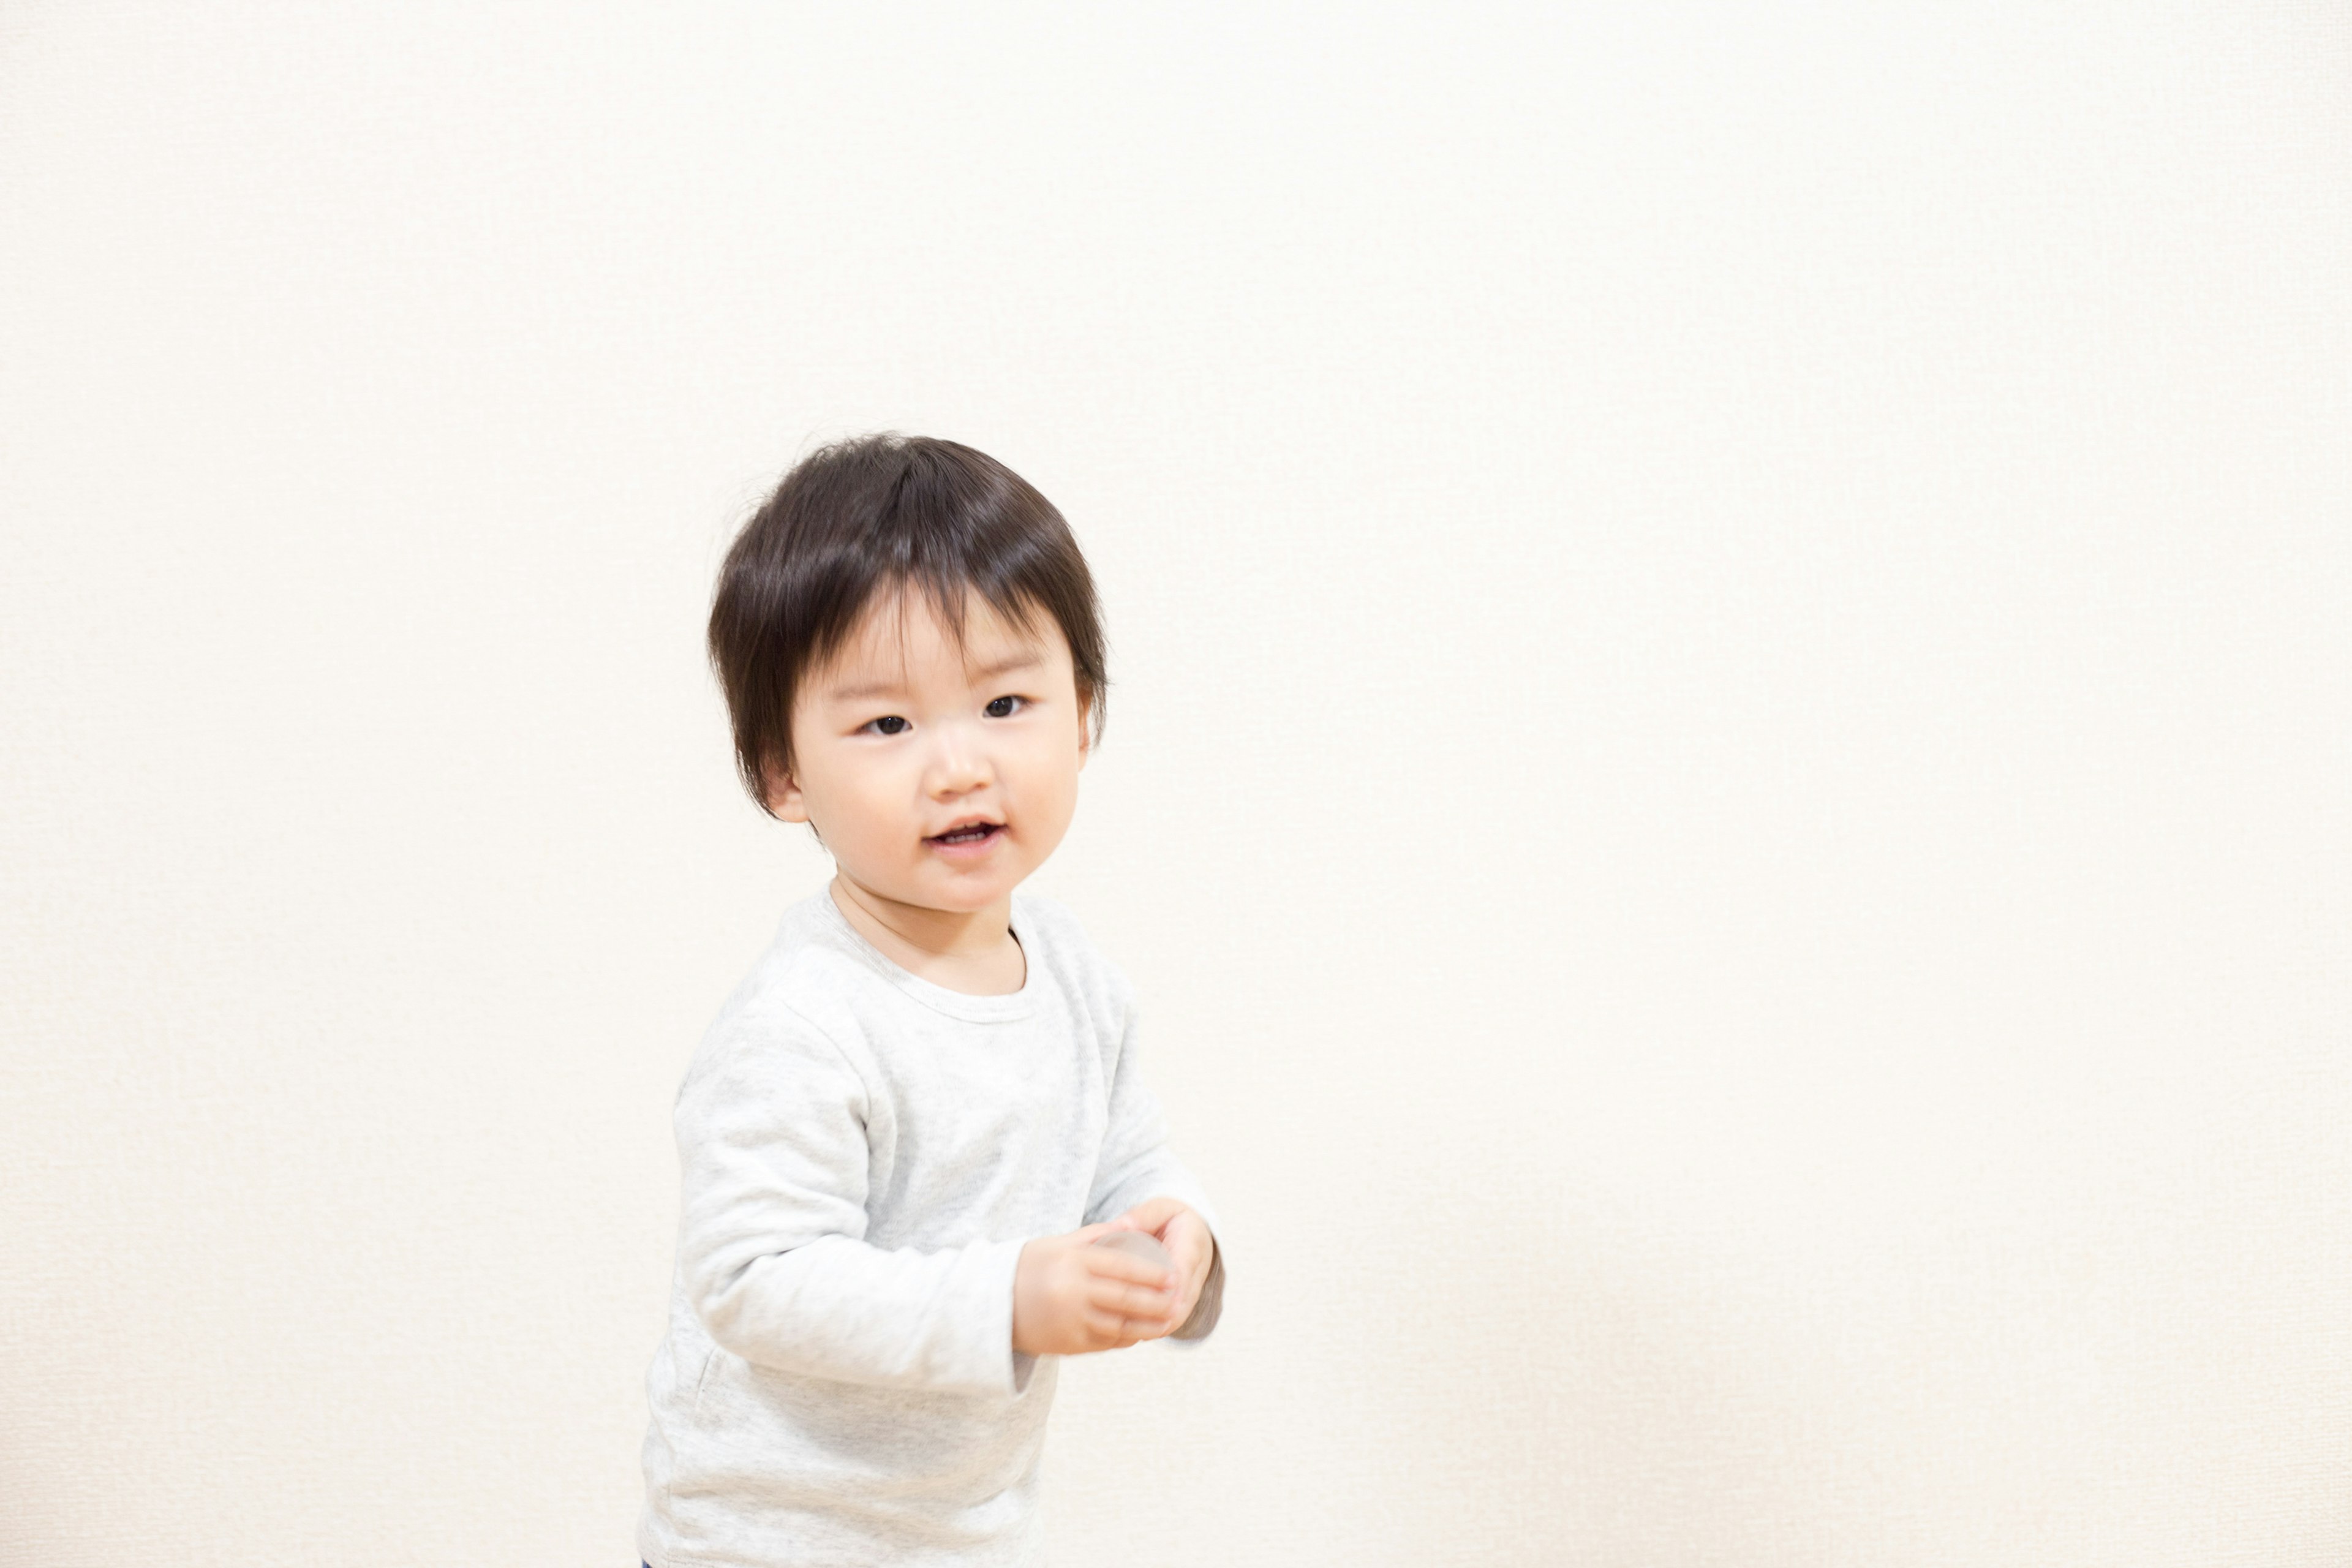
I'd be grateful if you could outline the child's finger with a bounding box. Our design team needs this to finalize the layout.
[1102,1308,1164,1344]
[1112,1197,1185,1234]
[1088,1267,1174,1300]
[1083,1250,1175,1289]
[1082,1308,1142,1346]
[1088,1278,1176,1319]
[1088,1270,1174,1306]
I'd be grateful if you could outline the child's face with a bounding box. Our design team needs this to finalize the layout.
[771,588,1090,918]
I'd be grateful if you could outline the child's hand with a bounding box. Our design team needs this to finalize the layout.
[1012,1224,1180,1356]
[1104,1197,1216,1336]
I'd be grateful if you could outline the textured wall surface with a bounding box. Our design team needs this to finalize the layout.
[2,4,2346,1564]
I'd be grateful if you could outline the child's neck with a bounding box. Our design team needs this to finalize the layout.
[829,876,1025,997]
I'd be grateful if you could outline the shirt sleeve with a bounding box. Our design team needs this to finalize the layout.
[673,1003,1028,1396]
[1082,992,1227,1341]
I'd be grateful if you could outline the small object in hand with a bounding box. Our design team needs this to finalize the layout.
[1090,1227,1175,1277]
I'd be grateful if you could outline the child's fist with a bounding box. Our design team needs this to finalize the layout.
[1011,1224,1180,1356]
[1104,1197,1218,1338]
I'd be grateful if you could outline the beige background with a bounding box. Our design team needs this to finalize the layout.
[4,4,2347,1564]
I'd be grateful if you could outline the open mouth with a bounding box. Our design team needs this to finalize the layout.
[926,821,1005,848]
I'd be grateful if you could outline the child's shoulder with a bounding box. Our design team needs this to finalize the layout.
[1011,891,1136,1010]
[698,894,886,1049]
[1007,888,1091,953]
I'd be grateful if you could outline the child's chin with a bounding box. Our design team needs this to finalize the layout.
[930,876,1017,910]
[897,869,1020,913]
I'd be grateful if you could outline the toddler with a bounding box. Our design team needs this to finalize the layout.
[638,435,1226,1567]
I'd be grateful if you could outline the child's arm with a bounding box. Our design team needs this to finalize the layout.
[674,1006,1107,1396]
[1083,997,1226,1340]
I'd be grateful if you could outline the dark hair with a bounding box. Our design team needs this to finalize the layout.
[708,434,1108,814]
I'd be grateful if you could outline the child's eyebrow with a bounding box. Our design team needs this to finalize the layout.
[825,676,908,701]
[823,652,1041,701]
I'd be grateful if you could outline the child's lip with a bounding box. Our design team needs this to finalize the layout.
[924,818,1005,848]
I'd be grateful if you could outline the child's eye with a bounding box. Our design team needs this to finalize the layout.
[984,696,1025,718]
[862,715,911,736]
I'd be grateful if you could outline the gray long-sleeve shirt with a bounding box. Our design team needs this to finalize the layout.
[639,891,1222,1568]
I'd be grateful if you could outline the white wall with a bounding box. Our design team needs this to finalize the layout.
[3,4,2346,1563]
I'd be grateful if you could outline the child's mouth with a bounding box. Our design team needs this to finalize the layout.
[927,822,1004,848]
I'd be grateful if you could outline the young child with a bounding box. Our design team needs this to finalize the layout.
[639,435,1226,1567]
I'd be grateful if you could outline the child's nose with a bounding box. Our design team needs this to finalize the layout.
[926,723,992,794]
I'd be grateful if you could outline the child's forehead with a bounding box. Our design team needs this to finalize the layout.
[824,586,1061,682]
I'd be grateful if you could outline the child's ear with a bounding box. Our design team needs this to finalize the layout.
[763,761,811,822]
[1075,690,1095,769]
